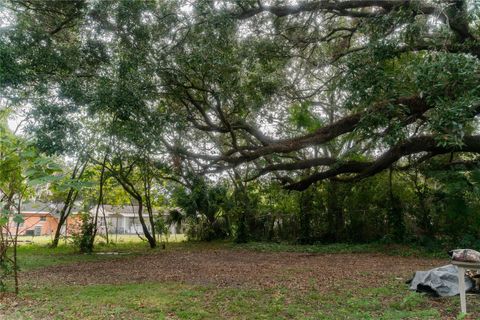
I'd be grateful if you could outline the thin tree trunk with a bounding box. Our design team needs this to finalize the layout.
[101,202,109,244]
[52,160,88,247]
[13,218,20,295]
[136,200,156,248]
[105,161,156,248]
[143,173,156,245]
[52,189,74,247]
[91,155,107,247]
[51,160,81,247]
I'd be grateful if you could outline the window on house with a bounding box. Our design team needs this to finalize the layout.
[40,216,46,221]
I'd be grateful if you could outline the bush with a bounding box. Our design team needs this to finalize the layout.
[71,214,96,253]
[185,216,229,241]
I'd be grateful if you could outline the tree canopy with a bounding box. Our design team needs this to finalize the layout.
[1,0,479,192]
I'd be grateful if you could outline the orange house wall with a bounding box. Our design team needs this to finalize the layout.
[14,215,59,236]
[64,215,83,235]
[6,213,86,236]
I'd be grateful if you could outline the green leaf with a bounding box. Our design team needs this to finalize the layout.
[28,175,62,186]
[20,149,36,158]
[0,216,8,227]
[13,214,24,224]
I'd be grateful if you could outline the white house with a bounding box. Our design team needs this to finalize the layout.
[92,205,179,235]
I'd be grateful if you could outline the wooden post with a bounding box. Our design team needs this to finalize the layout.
[451,261,480,315]
[459,266,467,314]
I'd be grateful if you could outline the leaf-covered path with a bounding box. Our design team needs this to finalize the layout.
[5,246,480,319]
[26,248,443,290]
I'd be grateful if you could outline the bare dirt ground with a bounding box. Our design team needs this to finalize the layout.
[24,248,445,292]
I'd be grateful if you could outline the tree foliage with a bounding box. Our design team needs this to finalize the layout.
[1,0,480,248]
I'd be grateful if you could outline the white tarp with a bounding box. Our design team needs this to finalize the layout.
[409,264,474,297]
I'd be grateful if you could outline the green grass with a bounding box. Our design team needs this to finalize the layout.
[15,244,126,271]
[15,235,188,271]
[3,281,446,320]
[235,241,448,258]
[16,234,187,246]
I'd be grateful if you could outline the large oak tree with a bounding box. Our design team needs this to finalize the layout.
[1,0,479,191]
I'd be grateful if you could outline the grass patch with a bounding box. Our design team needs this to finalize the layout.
[2,281,447,320]
[15,236,191,271]
[235,242,447,258]
[16,234,187,246]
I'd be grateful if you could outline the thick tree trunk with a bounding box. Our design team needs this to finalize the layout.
[298,189,313,244]
[325,181,345,242]
[412,170,433,237]
[388,168,405,241]
[235,209,248,243]
[231,170,250,243]
[233,186,250,243]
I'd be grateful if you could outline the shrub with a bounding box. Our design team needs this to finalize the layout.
[71,214,96,253]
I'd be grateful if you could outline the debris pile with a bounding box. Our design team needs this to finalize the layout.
[409,249,480,296]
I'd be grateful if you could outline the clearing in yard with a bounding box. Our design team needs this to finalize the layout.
[1,242,479,319]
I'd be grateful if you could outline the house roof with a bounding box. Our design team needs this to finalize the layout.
[21,201,56,214]
[101,205,139,214]
[21,201,86,216]
[95,205,161,216]
[22,212,56,217]
[20,202,165,218]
